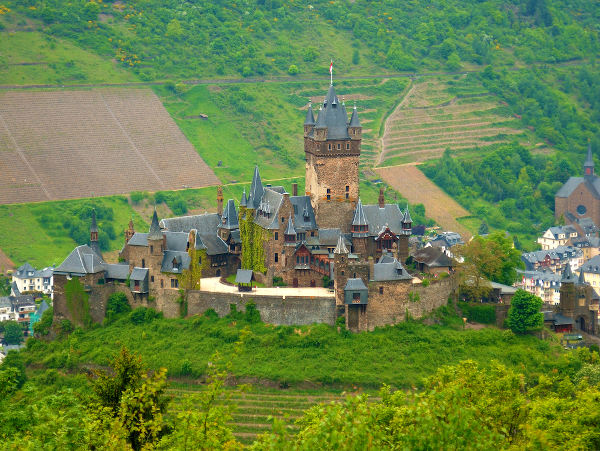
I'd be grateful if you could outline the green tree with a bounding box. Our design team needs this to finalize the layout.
[352,49,360,65]
[288,64,298,75]
[33,306,54,336]
[0,350,26,388]
[478,220,489,235]
[507,289,543,334]
[2,320,23,344]
[166,19,184,39]
[105,292,131,323]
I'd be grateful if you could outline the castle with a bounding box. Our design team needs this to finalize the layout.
[52,83,457,332]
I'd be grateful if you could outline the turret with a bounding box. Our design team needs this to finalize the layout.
[351,199,369,237]
[148,208,164,255]
[304,101,315,138]
[348,103,362,140]
[402,204,413,235]
[125,217,135,244]
[284,214,296,245]
[247,166,264,210]
[240,189,247,208]
[89,209,102,258]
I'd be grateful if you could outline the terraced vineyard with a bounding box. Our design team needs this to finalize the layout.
[168,384,371,445]
[377,76,526,167]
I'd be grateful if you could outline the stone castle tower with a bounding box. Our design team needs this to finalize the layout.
[304,84,361,232]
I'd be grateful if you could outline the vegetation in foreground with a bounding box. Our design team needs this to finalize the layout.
[2,304,600,449]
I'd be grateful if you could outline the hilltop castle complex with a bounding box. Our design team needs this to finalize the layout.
[52,83,457,332]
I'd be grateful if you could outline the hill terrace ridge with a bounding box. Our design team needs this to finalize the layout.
[52,83,458,332]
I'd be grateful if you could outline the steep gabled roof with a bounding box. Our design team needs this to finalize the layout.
[362,204,404,236]
[314,84,350,140]
[148,209,163,241]
[160,213,221,234]
[373,255,412,281]
[403,204,412,224]
[55,245,104,275]
[290,195,317,231]
[253,187,284,230]
[128,232,149,247]
[561,262,577,283]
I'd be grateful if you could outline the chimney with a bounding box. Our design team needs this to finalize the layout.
[292,183,298,196]
[378,187,385,208]
[368,256,374,281]
[217,186,223,216]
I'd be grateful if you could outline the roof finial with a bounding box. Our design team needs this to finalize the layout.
[329,59,333,86]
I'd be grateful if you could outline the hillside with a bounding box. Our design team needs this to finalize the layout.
[1,0,598,83]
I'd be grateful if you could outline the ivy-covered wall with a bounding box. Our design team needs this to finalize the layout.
[64,276,92,328]
[239,207,268,273]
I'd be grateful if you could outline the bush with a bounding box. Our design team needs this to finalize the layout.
[288,64,298,75]
[2,321,23,345]
[105,292,131,324]
[33,307,54,336]
[130,191,145,205]
[129,307,162,325]
[459,302,496,324]
[244,302,261,324]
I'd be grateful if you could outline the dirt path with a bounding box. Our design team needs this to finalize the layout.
[376,80,414,166]
[376,164,472,239]
[0,247,15,273]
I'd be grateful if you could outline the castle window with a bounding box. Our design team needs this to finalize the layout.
[379,286,384,294]
[346,185,349,191]
[150,245,153,253]
[151,276,154,283]
[198,256,202,264]
[346,193,349,199]
[341,271,345,276]
[346,142,350,150]
[311,231,315,237]
[275,232,278,240]
[328,143,331,150]
[282,217,285,223]
[142,259,146,268]
[327,188,331,193]
[275,253,278,263]
[353,273,356,278]
[171,279,179,288]
[337,143,341,150]
[161,280,164,288]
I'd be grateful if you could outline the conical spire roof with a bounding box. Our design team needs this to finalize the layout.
[561,262,577,283]
[315,105,326,128]
[334,235,349,254]
[313,84,350,139]
[247,166,264,210]
[349,104,361,127]
[403,204,412,224]
[304,102,315,125]
[222,199,239,229]
[352,199,369,226]
[90,209,98,233]
[585,141,594,177]
[578,268,587,285]
[148,208,163,241]
[285,213,296,236]
[240,189,247,208]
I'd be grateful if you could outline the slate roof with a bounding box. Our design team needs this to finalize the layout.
[197,233,229,256]
[544,311,575,326]
[14,263,53,280]
[230,229,241,244]
[362,204,404,236]
[430,232,464,248]
[334,235,349,254]
[304,103,315,125]
[128,232,149,247]
[254,187,284,230]
[517,269,562,285]
[349,105,361,128]
[490,281,517,295]
[222,199,239,230]
[580,255,600,275]
[344,278,368,291]
[104,263,130,280]
[148,209,163,241]
[10,282,20,296]
[240,189,247,208]
[562,263,577,283]
[585,142,594,172]
[235,269,254,284]
[37,299,50,317]
[317,229,349,248]
[165,232,189,252]
[402,205,412,224]
[313,85,350,140]
[55,245,105,275]
[412,247,453,268]
[556,177,600,199]
[247,166,264,210]
[160,251,190,273]
[352,199,368,227]
[285,214,296,236]
[522,245,582,270]
[373,254,412,281]
[130,267,149,281]
[290,196,317,231]
[160,213,221,234]
[11,294,35,309]
[0,296,12,309]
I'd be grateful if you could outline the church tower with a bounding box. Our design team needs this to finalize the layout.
[584,141,594,179]
[304,84,361,232]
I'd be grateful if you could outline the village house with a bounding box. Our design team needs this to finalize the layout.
[0,294,36,324]
[514,270,562,305]
[521,245,584,273]
[537,225,579,250]
[11,263,53,298]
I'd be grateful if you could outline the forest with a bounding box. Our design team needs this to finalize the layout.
[0,0,597,81]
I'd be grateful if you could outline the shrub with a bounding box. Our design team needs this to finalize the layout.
[2,321,23,344]
[288,64,299,75]
[459,302,496,324]
[129,307,162,325]
[130,191,144,205]
[33,307,54,336]
[244,302,261,324]
[105,292,131,324]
